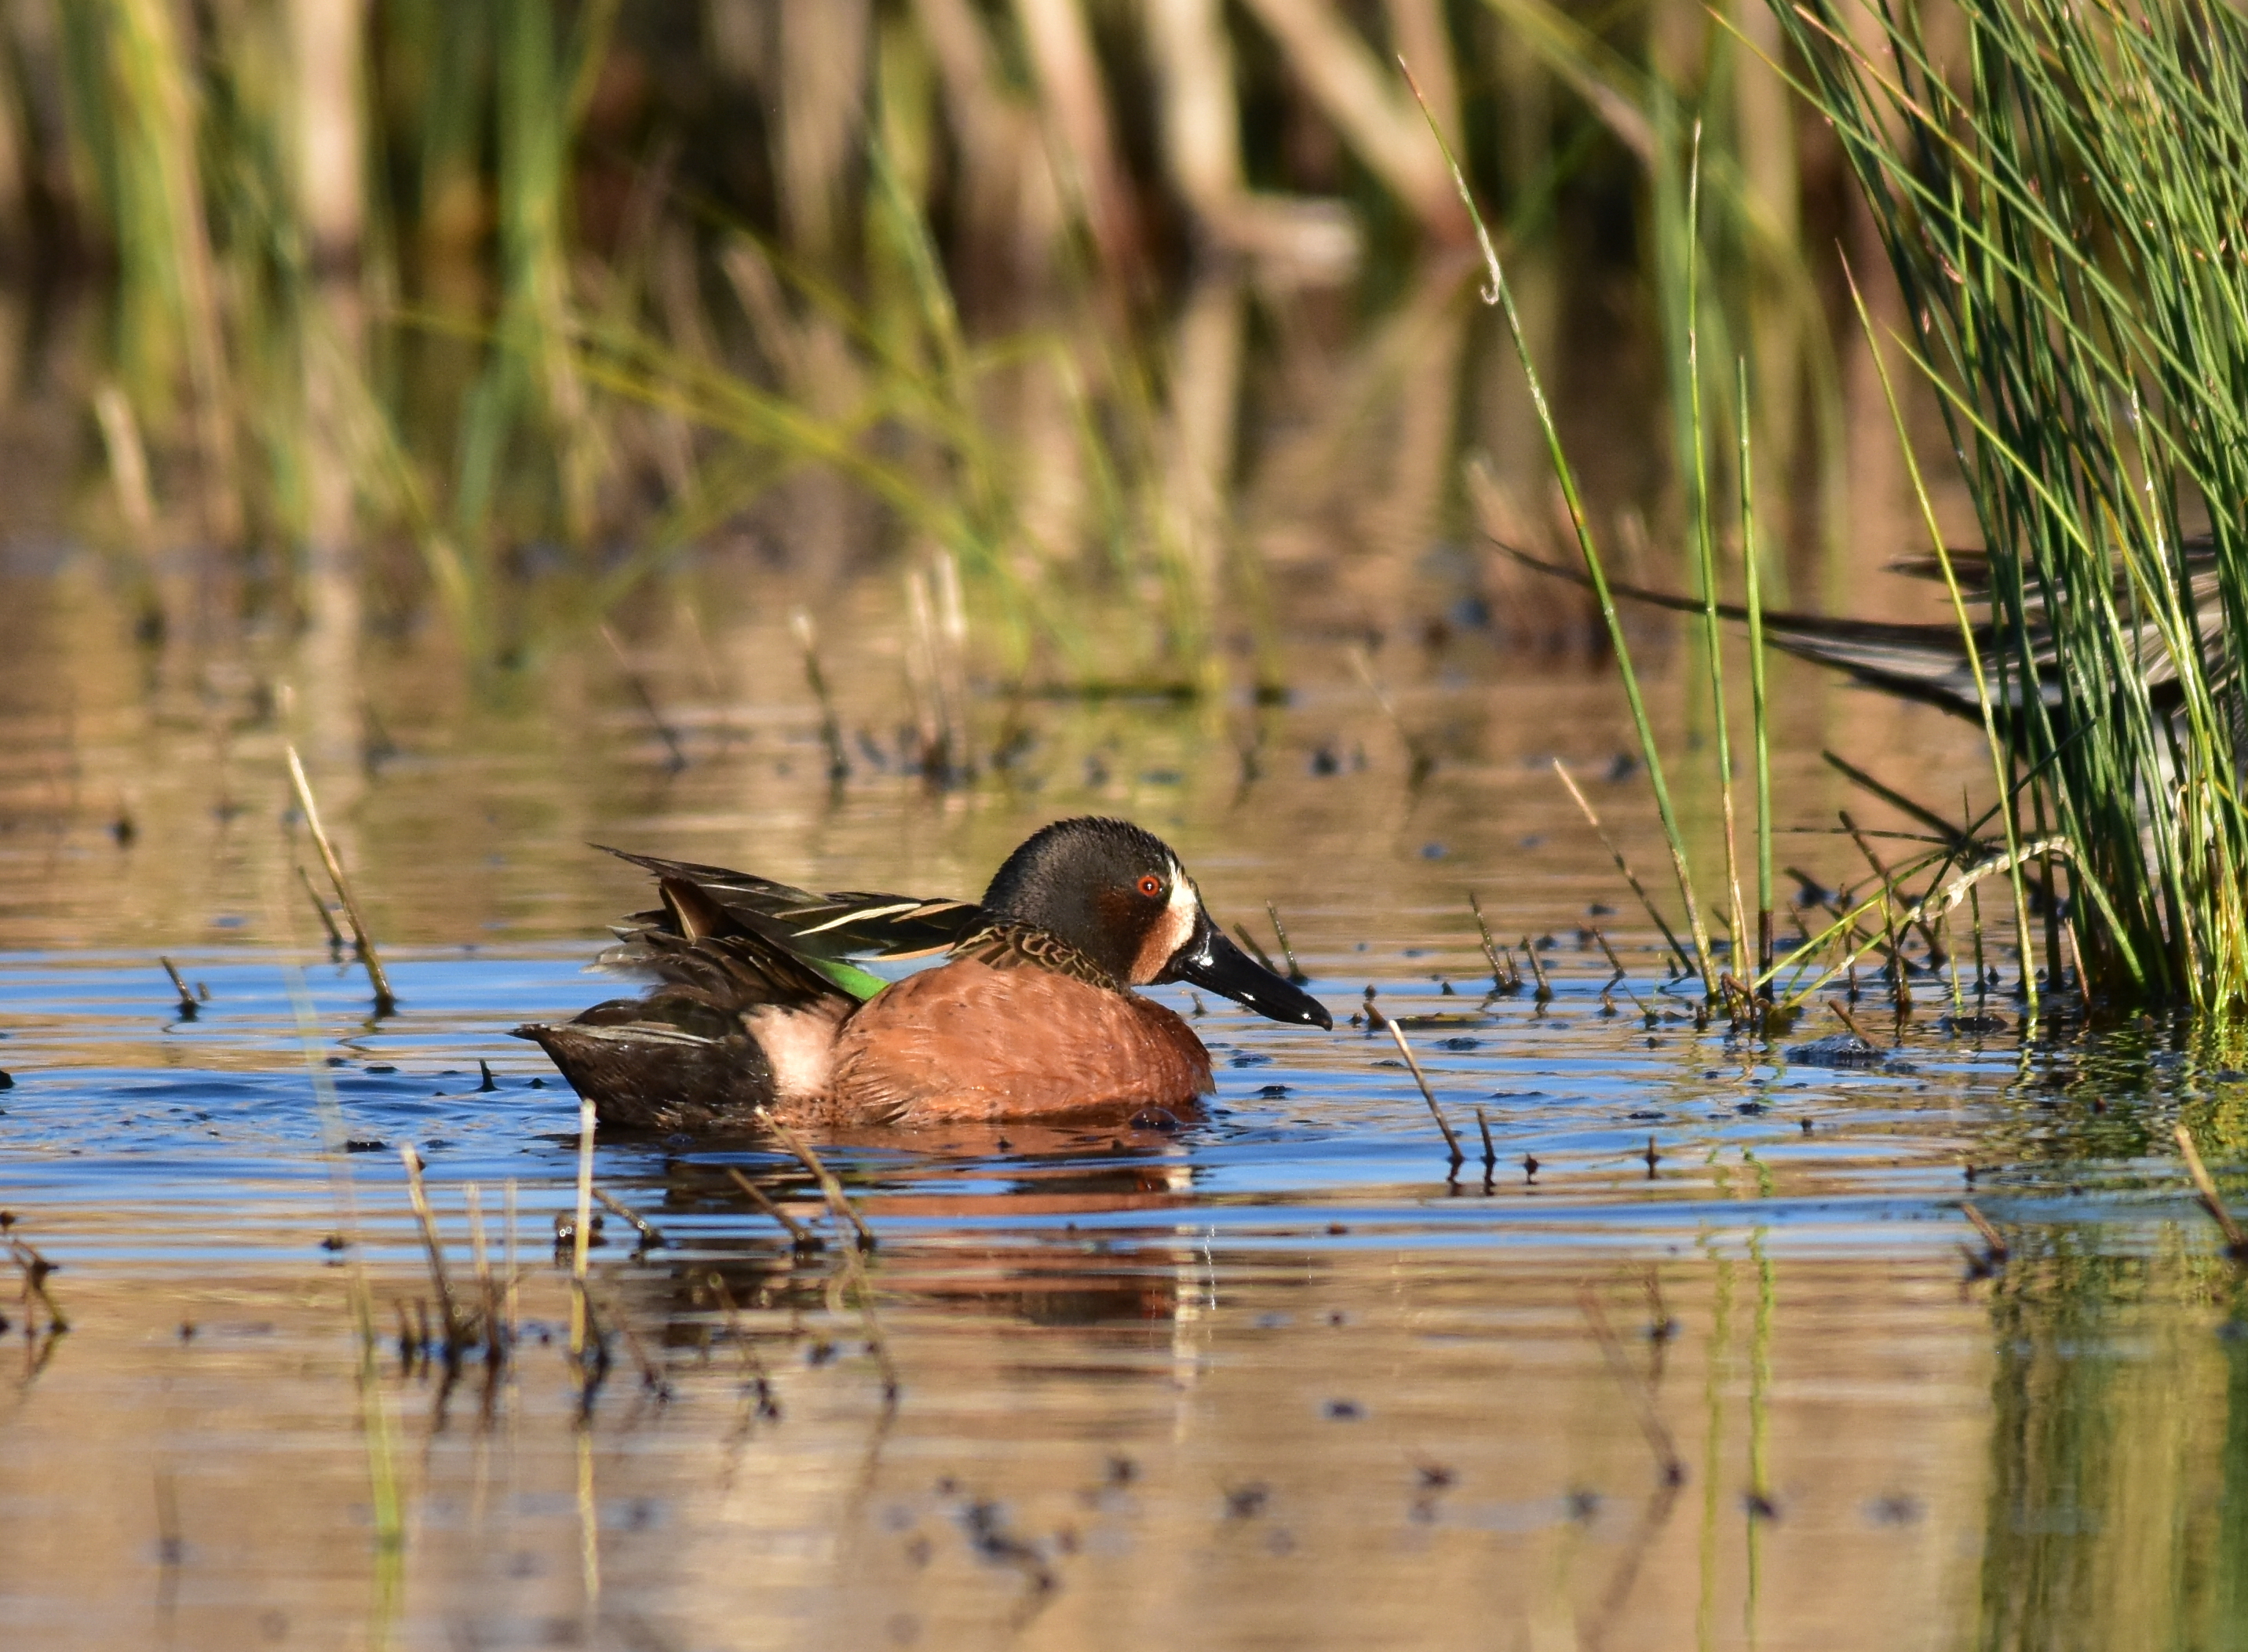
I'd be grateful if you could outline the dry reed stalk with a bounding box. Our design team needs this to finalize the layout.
[1960,1200,2008,1264]
[2173,1123,2248,1258]
[725,1167,823,1252]
[1231,923,1284,977]
[92,383,157,541]
[1578,1286,1684,1486]
[1467,891,1511,990]
[1589,928,1652,1019]
[1826,998,1881,1050]
[399,1146,465,1355]
[286,746,396,1014]
[1551,761,1693,976]
[1519,936,1553,1002]
[753,1110,878,1250]
[1264,902,1308,983]
[1382,1019,1464,1167]
[592,1187,666,1250]
[159,957,197,1018]
[296,865,346,950]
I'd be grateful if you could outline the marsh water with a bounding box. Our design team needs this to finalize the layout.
[8,560,2248,1652]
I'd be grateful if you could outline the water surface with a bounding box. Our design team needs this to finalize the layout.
[4,581,2245,1651]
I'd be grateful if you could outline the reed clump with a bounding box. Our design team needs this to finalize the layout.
[1774,0,2248,1013]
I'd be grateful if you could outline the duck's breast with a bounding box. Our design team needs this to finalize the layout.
[827,958,1212,1122]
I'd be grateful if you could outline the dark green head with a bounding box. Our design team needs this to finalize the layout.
[981,817,1332,1029]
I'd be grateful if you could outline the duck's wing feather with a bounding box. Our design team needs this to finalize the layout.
[597,847,984,961]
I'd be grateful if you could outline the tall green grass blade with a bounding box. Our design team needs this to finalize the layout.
[1402,56,1717,1001]
[1736,356,1772,981]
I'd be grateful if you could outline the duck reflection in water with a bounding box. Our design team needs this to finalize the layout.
[518,817,1331,1133]
[645,1143,1205,1348]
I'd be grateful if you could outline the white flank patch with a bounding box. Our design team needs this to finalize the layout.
[745,1007,838,1102]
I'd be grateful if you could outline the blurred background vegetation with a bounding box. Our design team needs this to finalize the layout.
[0,0,1889,697]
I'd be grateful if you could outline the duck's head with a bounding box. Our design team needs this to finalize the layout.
[981,817,1333,1030]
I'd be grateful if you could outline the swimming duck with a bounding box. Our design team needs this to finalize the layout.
[516,817,1332,1132]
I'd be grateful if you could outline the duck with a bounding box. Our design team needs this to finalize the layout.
[515,816,1333,1132]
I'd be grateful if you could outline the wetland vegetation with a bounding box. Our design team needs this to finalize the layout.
[7,1,2248,1647]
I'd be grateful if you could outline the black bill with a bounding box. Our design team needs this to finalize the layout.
[1170,924,1332,1029]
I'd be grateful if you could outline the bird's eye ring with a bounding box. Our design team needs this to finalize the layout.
[1137,874,1164,899]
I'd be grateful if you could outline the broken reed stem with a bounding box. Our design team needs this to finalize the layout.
[1552,761,1695,976]
[1519,936,1553,1002]
[399,1146,465,1354]
[297,865,346,950]
[570,1094,597,1368]
[1578,1286,1686,1486]
[592,1187,667,1250]
[159,956,196,1017]
[1265,902,1308,983]
[1476,1107,1496,1174]
[1468,892,1508,990]
[286,746,396,1015]
[754,1110,877,1250]
[599,624,689,773]
[1827,998,1882,1050]
[1589,928,1652,1018]
[2173,1123,2248,1258]
[1383,1019,1465,1167]
[790,609,851,785]
[725,1166,823,1251]
[1231,922,1285,977]
[1960,1205,2014,1267]
[1960,1200,2008,1262]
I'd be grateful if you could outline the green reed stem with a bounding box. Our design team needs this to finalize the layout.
[1738,358,1773,983]
[1684,126,1748,979]
[1840,266,2038,1019]
[1403,56,1717,1000]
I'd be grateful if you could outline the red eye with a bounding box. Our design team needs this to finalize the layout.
[1137,875,1164,899]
